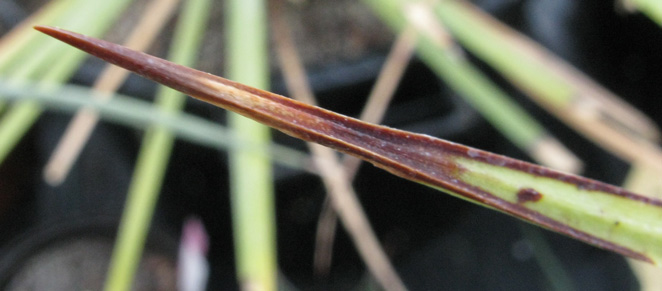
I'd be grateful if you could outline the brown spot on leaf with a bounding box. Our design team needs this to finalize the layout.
[517,188,543,204]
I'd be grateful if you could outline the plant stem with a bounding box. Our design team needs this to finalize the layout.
[103,0,209,290]
[226,0,277,290]
[0,80,311,171]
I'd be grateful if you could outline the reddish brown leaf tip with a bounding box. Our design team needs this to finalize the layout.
[34,25,89,47]
[34,25,60,37]
[34,26,91,52]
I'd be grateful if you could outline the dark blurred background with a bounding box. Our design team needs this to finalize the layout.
[1,0,661,290]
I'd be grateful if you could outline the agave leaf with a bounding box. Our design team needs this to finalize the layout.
[35,26,662,266]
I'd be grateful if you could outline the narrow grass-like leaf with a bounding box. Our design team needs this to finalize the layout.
[272,8,407,290]
[0,79,311,171]
[226,0,277,290]
[102,0,204,290]
[0,0,133,163]
[427,1,661,162]
[364,0,581,173]
[36,26,662,266]
[628,0,662,25]
[0,0,78,69]
[44,0,181,186]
